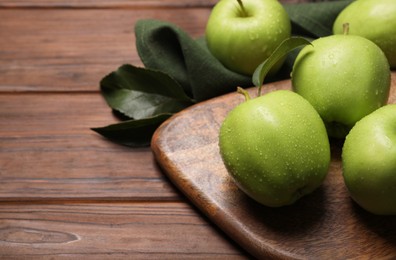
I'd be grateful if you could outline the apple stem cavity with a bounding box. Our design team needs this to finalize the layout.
[236,0,248,17]
[237,86,251,101]
[343,23,350,35]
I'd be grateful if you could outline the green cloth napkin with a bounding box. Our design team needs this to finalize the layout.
[285,0,353,37]
[135,20,252,102]
[93,0,353,147]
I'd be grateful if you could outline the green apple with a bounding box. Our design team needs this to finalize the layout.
[205,0,291,76]
[333,0,396,69]
[291,34,391,138]
[219,90,330,207]
[342,104,396,215]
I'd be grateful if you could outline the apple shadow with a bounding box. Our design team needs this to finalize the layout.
[234,138,345,237]
[351,199,396,247]
[240,184,327,235]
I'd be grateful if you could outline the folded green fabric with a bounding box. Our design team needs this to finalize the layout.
[93,0,353,147]
[135,20,252,102]
[285,0,353,37]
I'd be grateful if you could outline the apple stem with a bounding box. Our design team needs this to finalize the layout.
[237,86,251,101]
[236,0,248,17]
[343,23,350,35]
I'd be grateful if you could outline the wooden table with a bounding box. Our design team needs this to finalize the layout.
[0,0,346,258]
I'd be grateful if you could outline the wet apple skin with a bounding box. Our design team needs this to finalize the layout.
[219,90,330,207]
[292,35,391,138]
[342,104,396,215]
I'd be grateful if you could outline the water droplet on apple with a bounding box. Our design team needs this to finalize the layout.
[249,32,259,41]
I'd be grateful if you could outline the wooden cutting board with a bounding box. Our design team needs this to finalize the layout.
[151,72,396,259]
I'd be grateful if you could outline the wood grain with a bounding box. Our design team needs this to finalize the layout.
[0,201,246,258]
[152,72,396,259]
[0,8,210,92]
[0,0,218,8]
[0,93,181,201]
[0,0,308,8]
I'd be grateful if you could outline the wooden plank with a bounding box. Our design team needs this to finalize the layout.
[0,0,218,8]
[0,0,304,8]
[0,201,247,258]
[0,8,210,92]
[0,93,180,201]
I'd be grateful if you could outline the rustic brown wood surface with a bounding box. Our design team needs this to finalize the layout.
[1,0,393,258]
[0,0,248,258]
[151,73,396,259]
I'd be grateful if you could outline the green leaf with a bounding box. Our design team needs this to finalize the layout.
[100,64,194,120]
[252,37,311,96]
[92,113,172,147]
